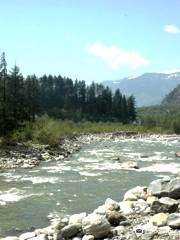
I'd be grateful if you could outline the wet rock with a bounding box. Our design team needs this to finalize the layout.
[167,213,180,229]
[121,161,139,169]
[19,232,36,240]
[149,213,168,226]
[104,198,120,211]
[82,213,111,239]
[69,213,87,225]
[106,211,126,226]
[151,197,178,213]
[175,152,180,157]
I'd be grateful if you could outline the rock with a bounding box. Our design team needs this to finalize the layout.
[30,234,48,240]
[106,211,126,226]
[104,198,120,211]
[93,205,106,215]
[82,235,94,240]
[148,176,180,199]
[146,196,158,206]
[82,213,111,239]
[133,199,149,214]
[149,213,168,226]
[168,213,180,229]
[19,232,36,240]
[133,223,158,240]
[119,201,134,215]
[151,197,178,213]
[121,161,139,169]
[175,152,180,157]
[60,223,82,238]
[123,186,147,201]
[112,226,126,236]
[0,237,19,240]
[69,213,87,225]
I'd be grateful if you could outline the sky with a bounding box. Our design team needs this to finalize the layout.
[0,0,180,83]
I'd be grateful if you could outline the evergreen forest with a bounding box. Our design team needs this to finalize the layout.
[0,52,136,136]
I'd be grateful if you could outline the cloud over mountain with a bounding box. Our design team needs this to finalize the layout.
[87,42,150,70]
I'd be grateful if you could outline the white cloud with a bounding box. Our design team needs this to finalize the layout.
[164,25,180,34]
[87,42,149,70]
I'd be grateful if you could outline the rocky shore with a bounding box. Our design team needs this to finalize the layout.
[0,132,140,170]
[2,176,180,240]
[0,132,175,170]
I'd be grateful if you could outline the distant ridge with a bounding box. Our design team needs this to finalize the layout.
[161,84,180,106]
[102,72,180,107]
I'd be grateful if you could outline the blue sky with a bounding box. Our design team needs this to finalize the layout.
[0,0,180,83]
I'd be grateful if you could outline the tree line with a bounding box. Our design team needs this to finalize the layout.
[0,52,136,135]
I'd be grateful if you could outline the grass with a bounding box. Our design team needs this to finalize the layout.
[9,115,173,145]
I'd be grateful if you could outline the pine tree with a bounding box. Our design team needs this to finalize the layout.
[127,95,136,122]
[0,52,7,135]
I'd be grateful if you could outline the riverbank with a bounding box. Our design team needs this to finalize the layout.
[0,132,176,170]
[2,176,180,240]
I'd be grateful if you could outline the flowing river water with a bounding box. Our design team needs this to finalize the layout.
[0,135,180,237]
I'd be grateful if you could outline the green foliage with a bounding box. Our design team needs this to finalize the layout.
[0,52,137,138]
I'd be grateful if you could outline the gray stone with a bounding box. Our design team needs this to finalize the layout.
[149,213,168,226]
[148,177,180,199]
[30,234,48,240]
[119,201,134,215]
[123,186,147,201]
[60,224,82,238]
[104,198,120,211]
[151,197,178,213]
[133,223,158,240]
[0,237,18,240]
[19,232,36,240]
[69,213,87,225]
[93,205,106,215]
[168,213,180,229]
[82,235,94,240]
[82,213,111,239]
[112,226,126,236]
[106,211,126,226]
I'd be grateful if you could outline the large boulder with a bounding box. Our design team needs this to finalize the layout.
[148,177,180,199]
[151,197,178,213]
[82,213,111,239]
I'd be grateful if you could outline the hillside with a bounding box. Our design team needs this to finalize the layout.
[161,84,180,106]
[102,72,180,107]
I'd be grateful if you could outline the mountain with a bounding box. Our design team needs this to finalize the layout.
[102,72,180,107]
[161,84,180,106]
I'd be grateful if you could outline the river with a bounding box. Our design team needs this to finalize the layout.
[0,135,180,237]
